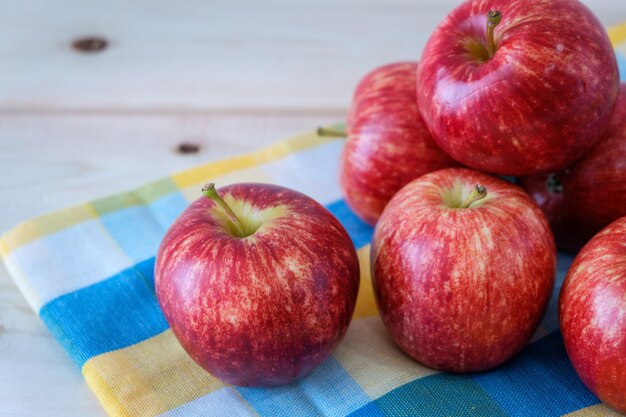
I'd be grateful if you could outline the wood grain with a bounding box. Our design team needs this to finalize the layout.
[0,113,342,232]
[2,0,622,113]
[0,0,624,416]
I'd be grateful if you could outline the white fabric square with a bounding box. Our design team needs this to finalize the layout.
[9,219,131,309]
[159,387,255,417]
[263,140,343,205]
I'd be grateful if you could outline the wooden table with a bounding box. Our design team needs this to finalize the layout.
[1,1,623,415]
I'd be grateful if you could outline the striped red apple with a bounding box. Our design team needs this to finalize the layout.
[417,0,619,176]
[560,218,626,413]
[155,183,360,386]
[371,168,556,372]
[331,61,457,226]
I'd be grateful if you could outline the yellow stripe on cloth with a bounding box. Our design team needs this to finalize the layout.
[609,22,626,46]
[563,404,624,417]
[334,317,438,399]
[0,204,98,257]
[91,178,180,216]
[171,127,342,188]
[83,329,225,417]
[353,245,378,319]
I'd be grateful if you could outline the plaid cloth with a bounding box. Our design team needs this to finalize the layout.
[2,28,626,417]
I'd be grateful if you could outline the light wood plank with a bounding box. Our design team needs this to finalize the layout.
[0,112,341,232]
[1,0,622,112]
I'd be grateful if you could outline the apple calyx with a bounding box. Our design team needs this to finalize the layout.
[460,184,488,208]
[317,126,348,138]
[545,173,564,195]
[486,10,502,59]
[202,183,247,237]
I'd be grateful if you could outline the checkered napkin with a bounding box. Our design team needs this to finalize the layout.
[2,30,626,417]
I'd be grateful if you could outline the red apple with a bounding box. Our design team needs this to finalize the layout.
[520,83,626,252]
[416,0,619,176]
[155,183,360,386]
[338,62,457,226]
[560,217,626,413]
[371,168,556,372]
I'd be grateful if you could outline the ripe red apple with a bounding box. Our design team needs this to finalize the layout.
[520,83,626,252]
[417,0,619,176]
[371,168,556,372]
[560,217,626,414]
[336,61,457,226]
[155,183,360,386]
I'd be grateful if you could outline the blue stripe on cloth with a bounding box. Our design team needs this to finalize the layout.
[618,52,626,81]
[237,357,372,417]
[326,200,373,248]
[100,207,166,264]
[40,258,166,367]
[346,402,387,417]
[135,257,157,292]
[472,331,599,416]
[348,373,507,417]
[147,191,189,230]
[100,192,187,263]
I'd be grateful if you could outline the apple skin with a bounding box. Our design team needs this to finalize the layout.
[371,168,556,372]
[416,0,619,176]
[517,172,571,249]
[519,83,626,252]
[560,217,626,413]
[341,62,458,226]
[155,183,360,387]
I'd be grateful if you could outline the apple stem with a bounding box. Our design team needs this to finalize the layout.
[202,183,246,237]
[460,184,488,209]
[317,126,347,138]
[486,10,502,58]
